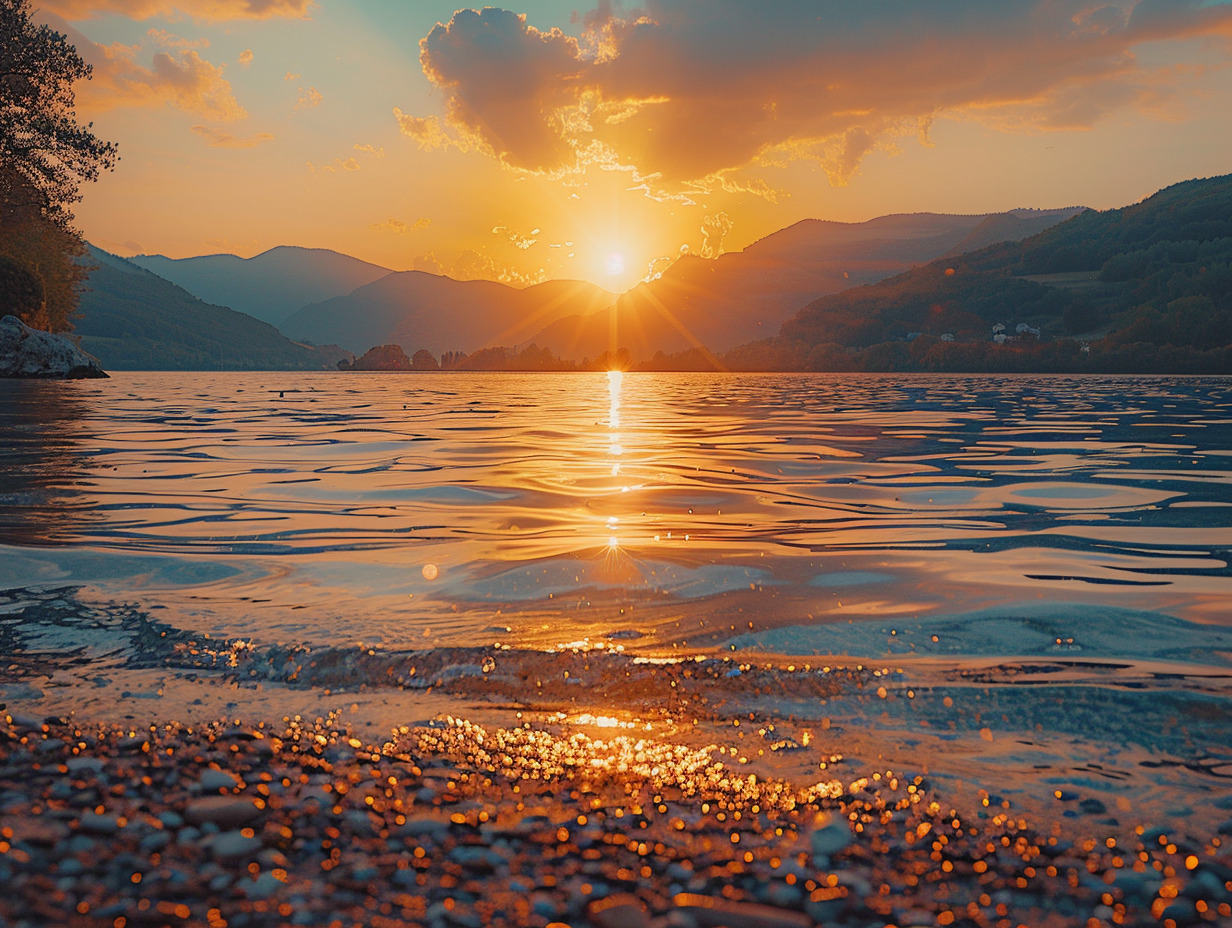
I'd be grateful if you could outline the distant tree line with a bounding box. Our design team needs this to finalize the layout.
[338,344,644,372]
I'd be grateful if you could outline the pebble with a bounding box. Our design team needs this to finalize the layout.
[208,829,262,860]
[672,894,813,928]
[77,812,121,834]
[185,795,261,827]
[807,812,852,860]
[199,767,242,792]
[588,893,652,928]
[65,756,104,774]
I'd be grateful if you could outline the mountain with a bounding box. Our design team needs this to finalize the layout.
[522,209,1082,361]
[746,174,1232,372]
[282,272,617,356]
[129,246,393,328]
[74,246,348,370]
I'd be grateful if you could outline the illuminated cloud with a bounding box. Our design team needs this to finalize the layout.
[393,109,476,153]
[417,8,586,171]
[413,253,445,275]
[57,16,247,121]
[98,238,145,256]
[354,143,385,158]
[43,0,313,21]
[191,125,274,147]
[145,29,209,50]
[698,212,733,259]
[295,86,323,109]
[238,48,253,66]
[307,157,361,174]
[370,218,431,234]
[407,0,1232,191]
[452,249,544,286]
[493,225,541,250]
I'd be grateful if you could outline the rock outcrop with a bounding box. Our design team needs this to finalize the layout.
[0,315,108,378]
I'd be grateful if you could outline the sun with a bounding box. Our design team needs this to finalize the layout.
[604,251,626,278]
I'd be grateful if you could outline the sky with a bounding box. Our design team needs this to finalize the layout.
[38,0,1232,292]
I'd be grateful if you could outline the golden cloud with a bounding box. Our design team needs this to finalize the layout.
[78,45,245,120]
[370,218,431,235]
[307,157,361,174]
[42,0,312,22]
[295,86,323,109]
[44,14,246,120]
[191,125,274,147]
[405,0,1232,191]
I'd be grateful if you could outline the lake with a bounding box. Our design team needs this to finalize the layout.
[2,371,1228,654]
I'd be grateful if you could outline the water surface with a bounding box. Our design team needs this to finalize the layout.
[1,371,1228,661]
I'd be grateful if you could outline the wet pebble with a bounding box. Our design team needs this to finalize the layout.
[185,795,261,827]
[807,812,851,861]
[208,829,262,860]
[588,893,652,928]
[672,893,812,928]
[76,811,121,834]
[199,767,242,792]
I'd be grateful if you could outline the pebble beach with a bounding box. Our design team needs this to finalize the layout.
[4,597,1232,928]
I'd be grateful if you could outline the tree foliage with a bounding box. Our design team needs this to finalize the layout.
[1,0,117,330]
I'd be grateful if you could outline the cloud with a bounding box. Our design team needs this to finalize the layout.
[307,157,361,174]
[451,249,543,286]
[413,253,445,274]
[370,218,431,234]
[42,1,313,22]
[698,212,733,259]
[283,71,301,80]
[145,28,209,49]
[191,125,274,147]
[295,85,323,109]
[353,143,385,157]
[56,16,247,120]
[98,238,145,256]
[238,48,253,66]
[405,1,1232,192]
[493,224,541,250]
[393,109,477,152]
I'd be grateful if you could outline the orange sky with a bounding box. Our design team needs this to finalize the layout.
[40,0,1232,291]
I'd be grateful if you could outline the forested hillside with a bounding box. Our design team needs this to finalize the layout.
[730,175,1232,373]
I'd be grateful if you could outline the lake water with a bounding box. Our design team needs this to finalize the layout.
[2,371,1230,656]
[4,370,1232,821]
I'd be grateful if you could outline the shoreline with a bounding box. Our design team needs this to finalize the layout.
[3,584,1232,926]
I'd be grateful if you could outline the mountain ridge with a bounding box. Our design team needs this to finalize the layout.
[75,245,348,371]
[282,272,617,356]
[730,173,1232,372]
[129,246,394,328]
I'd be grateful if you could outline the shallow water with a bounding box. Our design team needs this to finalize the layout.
[1,371,1229,660]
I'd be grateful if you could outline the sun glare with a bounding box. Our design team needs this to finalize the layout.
[604,251,626,277]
